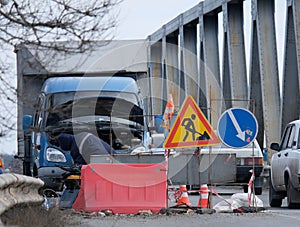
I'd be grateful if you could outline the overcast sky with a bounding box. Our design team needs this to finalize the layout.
[116,0,201,39]
[116,0,285,40]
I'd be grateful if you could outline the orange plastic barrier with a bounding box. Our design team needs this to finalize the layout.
[72,163,167,214]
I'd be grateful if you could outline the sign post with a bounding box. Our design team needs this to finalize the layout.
[164,96,220,209]
[217,107,258,206]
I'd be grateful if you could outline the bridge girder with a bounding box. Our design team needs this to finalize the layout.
[147,0,300,163]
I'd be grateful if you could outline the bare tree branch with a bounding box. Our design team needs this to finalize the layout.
[0,0,121,51]
[0,0,121,136]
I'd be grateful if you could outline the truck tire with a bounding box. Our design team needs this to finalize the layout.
[243,185,262,195]
[286,177,300,209]
[269,171,283,207]
[243,185,248,193]
[243,176,263,195]
[254,187,262,195]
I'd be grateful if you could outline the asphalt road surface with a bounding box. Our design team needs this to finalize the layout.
[68,186,300,227]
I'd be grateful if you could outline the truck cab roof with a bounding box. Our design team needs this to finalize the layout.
[42,76,140,95]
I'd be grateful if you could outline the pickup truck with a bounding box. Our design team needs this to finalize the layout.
[269,119,300,208]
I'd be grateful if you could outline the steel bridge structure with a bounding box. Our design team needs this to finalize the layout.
[147,0,300,161]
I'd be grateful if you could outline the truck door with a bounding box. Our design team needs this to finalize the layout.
[31,94,46,162]
[272,124,296,187]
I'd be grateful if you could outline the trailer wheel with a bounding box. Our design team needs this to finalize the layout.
[243,185,262,195]
[255,187,262,195]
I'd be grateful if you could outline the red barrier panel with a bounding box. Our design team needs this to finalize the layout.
[72,163,167,214]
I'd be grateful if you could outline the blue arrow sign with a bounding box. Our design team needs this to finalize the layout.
[217,108,258,148]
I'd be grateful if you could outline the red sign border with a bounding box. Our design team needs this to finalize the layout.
[164,96,220,148]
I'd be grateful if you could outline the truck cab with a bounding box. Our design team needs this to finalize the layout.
[23,76,150,190]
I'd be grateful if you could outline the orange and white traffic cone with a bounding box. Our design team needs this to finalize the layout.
[176,185,191,206]
[161,94,175,130]
[198,184,209,208]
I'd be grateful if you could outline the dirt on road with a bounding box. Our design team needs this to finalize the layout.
[0,204,271,227]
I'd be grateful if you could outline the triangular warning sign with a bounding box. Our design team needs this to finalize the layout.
[164,96,220,149]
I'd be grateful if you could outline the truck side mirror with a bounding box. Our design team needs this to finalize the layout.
[23,115,33,131]
[270,142,280,151]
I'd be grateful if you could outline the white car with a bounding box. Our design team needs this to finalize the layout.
[269,119,300,208]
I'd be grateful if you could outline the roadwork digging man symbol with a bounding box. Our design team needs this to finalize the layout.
[164,96,220,149]
[181,114,211,142]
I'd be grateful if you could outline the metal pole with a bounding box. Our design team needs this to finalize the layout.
[208,85,213,208]
[23,133,32,176]
[252,141,258,209]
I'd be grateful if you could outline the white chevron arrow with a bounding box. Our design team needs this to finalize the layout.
[228,109,245,141]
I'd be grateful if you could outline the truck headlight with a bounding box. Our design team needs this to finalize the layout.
[46,147,66,162]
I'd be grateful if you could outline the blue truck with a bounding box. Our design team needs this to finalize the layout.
[16,41,152,190]
[21,76,150,190]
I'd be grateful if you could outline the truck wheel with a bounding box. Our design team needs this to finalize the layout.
[269,171,282,207]
[255,187,262,195]
[243,186,262,195]
[286,178,300,209]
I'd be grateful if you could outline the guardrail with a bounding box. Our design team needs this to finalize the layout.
[0,173,44,215]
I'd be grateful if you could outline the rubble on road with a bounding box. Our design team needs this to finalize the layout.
[213,193,264,213]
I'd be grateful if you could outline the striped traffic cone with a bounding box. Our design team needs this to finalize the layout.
[161,94,174,130]
[176,185,191,206]
[198,184,209,208]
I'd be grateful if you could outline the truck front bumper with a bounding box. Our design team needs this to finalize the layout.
[38,166,68,190]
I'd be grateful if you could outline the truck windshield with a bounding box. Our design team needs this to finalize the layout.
[45,91,144,127]
[51,91,139,107]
